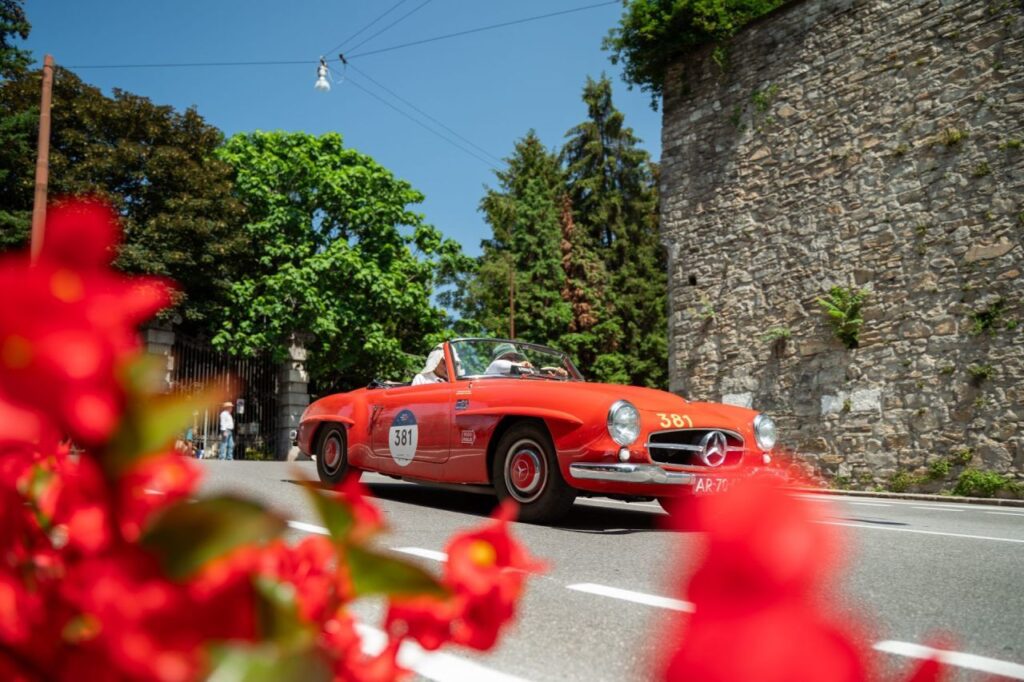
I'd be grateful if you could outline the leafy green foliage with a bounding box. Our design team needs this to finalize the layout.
[142,496,287,579]
[968,297,1006,335]
[953,469,1011,498]
[927,458,951,480]
[214,131,461,389]
[967,363,994,384]
[604,0,786,106]
[0,68,252,328]
[816,286,868,349]
[0,0,30,79]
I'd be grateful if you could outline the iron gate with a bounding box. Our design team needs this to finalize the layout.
[169,336,278,459]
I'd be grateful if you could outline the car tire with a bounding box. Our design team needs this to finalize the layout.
[493,422,575,523]
[316,425,350,486]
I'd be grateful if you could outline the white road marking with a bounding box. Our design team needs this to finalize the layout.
[910,505,963,513]
[286,520,330,535]
[358,623,530,682]
[576,498,663,511]
[820,520,1024,544]
[986,510,1024,517]
[847,501,891,508]
[566,583,694,612]
[394,547,449,562]
[874,640,1024,680]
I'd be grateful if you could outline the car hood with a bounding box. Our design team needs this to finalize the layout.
[470,378,686,410]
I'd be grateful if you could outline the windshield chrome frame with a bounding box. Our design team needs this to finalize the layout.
[449,338,584,382]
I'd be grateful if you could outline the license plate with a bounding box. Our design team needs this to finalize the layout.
[693,476,730,495]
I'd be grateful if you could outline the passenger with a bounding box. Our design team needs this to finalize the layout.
[485,343,533,375]
[412,345,448,385]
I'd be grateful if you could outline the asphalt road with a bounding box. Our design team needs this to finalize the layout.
[196,461,1024,681]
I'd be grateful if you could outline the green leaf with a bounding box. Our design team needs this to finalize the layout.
[302,481,356,542]
[106,379,225,472]
[206,643,331,682]
[142,495,286,579]
[254,576,315,649]
[345,545,447,598]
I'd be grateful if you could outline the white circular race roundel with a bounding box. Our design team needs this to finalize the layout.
[388,409,418,467]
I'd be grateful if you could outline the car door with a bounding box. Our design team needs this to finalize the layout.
[369,380,453,470]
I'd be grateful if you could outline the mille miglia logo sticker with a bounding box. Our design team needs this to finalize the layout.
[460,429,475,445]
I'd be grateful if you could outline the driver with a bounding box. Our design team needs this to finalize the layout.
[412,345,448,385]
[485,343,533,375]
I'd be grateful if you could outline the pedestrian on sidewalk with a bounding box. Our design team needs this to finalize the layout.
[219,401,235,460]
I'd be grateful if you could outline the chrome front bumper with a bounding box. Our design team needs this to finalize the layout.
[569,463,695,486]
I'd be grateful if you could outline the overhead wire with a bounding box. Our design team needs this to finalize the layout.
[346,0,620,59]
[345,76,497,170]
[67,1,621,70]
[347,62,502,165]
[321,0,412,57]
[343,0,436,56]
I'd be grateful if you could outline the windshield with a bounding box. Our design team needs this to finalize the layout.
[449,339,582,381]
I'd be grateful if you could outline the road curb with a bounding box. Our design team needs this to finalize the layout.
[790,487,1024,508]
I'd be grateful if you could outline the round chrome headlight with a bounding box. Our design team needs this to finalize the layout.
[607,400,640,446]
[753,414,778,451]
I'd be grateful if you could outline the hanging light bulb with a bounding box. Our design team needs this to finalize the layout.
[314,58,331,92]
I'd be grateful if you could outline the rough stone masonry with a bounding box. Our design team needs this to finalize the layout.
[659,0,1022,487]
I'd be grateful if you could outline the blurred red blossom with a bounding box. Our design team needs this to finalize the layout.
[661,476,949,682]
[0,199,171,444]
[386,500,544,652]
[0,198,538,681]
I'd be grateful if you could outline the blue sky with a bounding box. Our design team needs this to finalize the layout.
[22,0,661,257]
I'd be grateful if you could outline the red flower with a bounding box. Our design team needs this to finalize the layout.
[0,199,170,445]
[119,453,202,541]
[257,536,343,625]
[388,501,543,653]
[386,595,455,651]
[322,609,408,682]
[333,475,386,542]
[662,477,875,681]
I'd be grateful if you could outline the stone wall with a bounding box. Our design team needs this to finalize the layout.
[660,0,1023,487]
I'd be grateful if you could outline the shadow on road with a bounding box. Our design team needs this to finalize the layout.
[290,478,696,534]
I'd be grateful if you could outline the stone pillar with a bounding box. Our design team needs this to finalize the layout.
[276,340,310,460]
[143,323,176,392]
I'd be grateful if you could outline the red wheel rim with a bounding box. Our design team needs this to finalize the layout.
[323,434,343,474]
[505,439,546,503]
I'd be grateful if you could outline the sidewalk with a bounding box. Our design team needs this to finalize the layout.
[792,487,1024,508]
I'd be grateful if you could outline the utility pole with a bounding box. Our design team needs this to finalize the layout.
[30,54,55,263]
[508,253,515,339]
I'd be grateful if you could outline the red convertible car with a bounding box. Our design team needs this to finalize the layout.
[297,338,778,522]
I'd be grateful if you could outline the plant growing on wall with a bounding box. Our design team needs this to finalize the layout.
[816,286,868,349]
[603,0,787,107]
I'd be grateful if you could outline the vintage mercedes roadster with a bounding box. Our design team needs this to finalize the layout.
[297,338,778,522]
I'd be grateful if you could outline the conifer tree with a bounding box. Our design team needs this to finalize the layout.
[561,75,667,387]
[468,132,572,346]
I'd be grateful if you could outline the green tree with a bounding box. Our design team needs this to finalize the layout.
[562,75,666,387]
[0,0,30,79]
[467,131,572,346]
[604,0,785,106]
[214,131,458,389]
[0,68,251,327]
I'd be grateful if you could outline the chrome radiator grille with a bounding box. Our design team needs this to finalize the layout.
[646,429,745,468]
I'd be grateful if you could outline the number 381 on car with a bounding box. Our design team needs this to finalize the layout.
[298,338,779,523]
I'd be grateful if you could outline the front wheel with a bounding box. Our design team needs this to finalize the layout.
[316,425,350,486]
[493,423,575,523]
